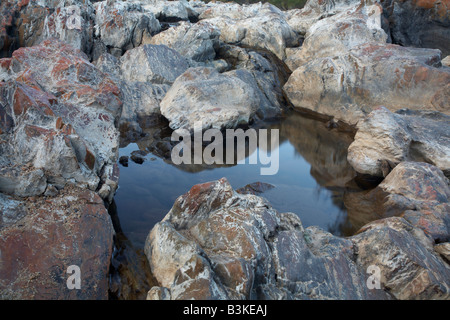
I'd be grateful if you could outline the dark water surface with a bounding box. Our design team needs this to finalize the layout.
[114,112,364,248]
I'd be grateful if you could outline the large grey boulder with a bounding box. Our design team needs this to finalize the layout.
[285,1,387,71]
[160,64,284,132]
[344,161,450,242]
[283,0,450,126]
[95,52,170,133]
[284,43,450,126]
[0,188,114,299]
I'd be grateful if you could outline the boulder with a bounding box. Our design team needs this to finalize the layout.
[0,39,122,200]
[284,43,450,126]
[43,1,96,56]
[347,107,450,177]
[200,2,300,60]
[93,0,161,58]
[344,161,450,242]
[285,1,387,71]
[95,52,170,133]
[160,66,283,132]
[120,44,190,85]
[380,0,450,56]
[145,177,450,299]
[353,217,450,299]
[149,21,220,62]
[0,187,114,299]
[286,0,362,35]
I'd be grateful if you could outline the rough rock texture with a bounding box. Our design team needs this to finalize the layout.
[149,21,220,62]
[93,0,161,58]
[286,0,362,35]
[442,55,450,67]
[120,44,190,85]
[380,0,450,56]
[199,2,300,60]
[0,39,119,299]
[145,178,450,300]
[344,161,450,242]
[0,39,121,200]
[347,107,450,177]
[283,0,450,126]
[143,0,199,22]
[160,66,283,132]
[0,187,114,299]
[285,1,387,71]
[0,0,162,60]
[353,217,450,299]
[284,43,450,126]
[95,52,170,133]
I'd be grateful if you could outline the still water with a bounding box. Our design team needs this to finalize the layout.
[114,112,363,248]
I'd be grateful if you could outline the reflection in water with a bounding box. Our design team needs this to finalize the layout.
[114,111,365,248]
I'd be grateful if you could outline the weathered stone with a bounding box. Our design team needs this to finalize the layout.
[380,0,450,56]
[160,62,285,131]
[120,44,190,85]
[200,2,300,60]
[442,55,450,67]
[284,43,450,126]
[286,0,362,35]
[285,1,387,71]
[93,0,161,58]
[236,182,275,196]
[142,0,199,22]
[435,243,450,262]
[150,21,220,62]
[348,107,450,177]
[0,39,122,199]
[345,161,450,242]
[353,217,450,299]
[0,187,114,299]
[95,52,170,133]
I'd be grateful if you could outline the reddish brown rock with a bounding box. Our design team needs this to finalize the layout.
[0,187,114,299]
[0,39,122,199]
